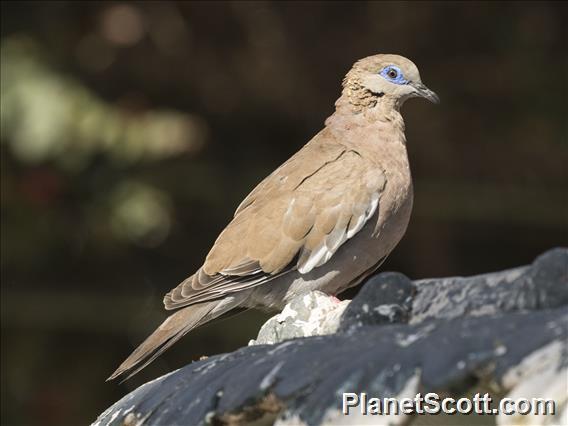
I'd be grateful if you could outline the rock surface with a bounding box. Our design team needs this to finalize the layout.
[250,291,350,346]
[93,248,568,426]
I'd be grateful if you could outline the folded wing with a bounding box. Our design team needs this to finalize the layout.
[164,134,386,310]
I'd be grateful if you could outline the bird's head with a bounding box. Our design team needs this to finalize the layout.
[342,54,439,111]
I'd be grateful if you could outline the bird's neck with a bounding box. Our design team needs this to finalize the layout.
[325,95,407,146]
[332,76,405,122]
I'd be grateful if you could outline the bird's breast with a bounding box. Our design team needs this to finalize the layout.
[373,142,413,246]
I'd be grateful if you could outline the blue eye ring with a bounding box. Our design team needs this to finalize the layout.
[380,65,408,85]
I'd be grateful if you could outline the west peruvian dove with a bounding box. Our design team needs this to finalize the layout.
[109,54,438,381]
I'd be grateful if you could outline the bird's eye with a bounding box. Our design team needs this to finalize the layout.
[379,65,408,84]
[387,68,398,79]
[379,65,407,85]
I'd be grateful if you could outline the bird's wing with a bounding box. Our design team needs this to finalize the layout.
[164,132,387,310]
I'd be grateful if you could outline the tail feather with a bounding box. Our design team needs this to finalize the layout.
[107,299,239,381]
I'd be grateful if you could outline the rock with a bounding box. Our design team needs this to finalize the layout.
[409,248,568,324]
[93,248,568,426]
[250,291,350,345]
[339,272,414,332]
[498,340,567,426]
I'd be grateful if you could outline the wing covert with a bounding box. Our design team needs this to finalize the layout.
[164,138,386,310]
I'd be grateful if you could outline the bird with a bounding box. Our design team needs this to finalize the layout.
[108,54,438,381]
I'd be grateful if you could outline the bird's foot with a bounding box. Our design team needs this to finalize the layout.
[329,295,341,304]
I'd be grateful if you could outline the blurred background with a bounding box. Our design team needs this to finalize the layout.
[1,1,566,425]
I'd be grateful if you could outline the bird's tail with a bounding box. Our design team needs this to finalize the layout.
[107,298,241,381]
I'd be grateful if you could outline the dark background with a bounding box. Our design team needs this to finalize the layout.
[1,1,566,425]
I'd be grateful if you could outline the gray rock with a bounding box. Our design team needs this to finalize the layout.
[250,291,349,346]
[338,272,414,332]
[93,248,568,426]
[409,248,568,324]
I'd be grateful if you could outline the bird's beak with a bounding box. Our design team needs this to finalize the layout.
[413,82,440,104]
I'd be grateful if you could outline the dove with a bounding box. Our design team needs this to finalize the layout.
[108,54,438,381]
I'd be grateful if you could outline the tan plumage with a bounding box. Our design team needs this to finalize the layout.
[109,54,438,381]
